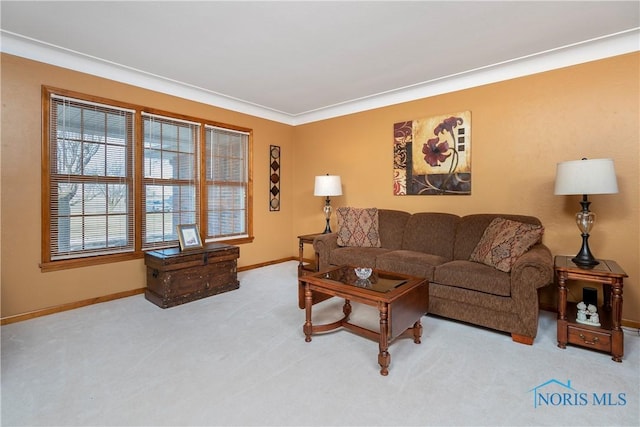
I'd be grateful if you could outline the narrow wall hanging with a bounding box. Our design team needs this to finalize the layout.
[393,111,471,195]
[269,145,281,211]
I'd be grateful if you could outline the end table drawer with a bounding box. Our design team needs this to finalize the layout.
[568,325,611,352]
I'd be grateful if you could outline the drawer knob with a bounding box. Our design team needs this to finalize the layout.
[579,333,599,345]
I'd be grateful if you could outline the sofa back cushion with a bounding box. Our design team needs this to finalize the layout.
[377,209,412,250]
[454,214,543,260]
[401,213,460,260]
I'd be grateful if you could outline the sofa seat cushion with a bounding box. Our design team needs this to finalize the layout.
[434,260,511,297]
[376,250,447,279]
[329,247,391,268]
[429,283,515,314]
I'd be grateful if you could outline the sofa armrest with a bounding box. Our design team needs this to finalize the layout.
[511,243,554,291]
[508,243,554,338]
[313,233,338,271]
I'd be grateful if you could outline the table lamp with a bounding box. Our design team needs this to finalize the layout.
[314,174,342,233]
[554,158,618,268]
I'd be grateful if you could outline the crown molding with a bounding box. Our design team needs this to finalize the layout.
[2,28,638,126]
[291,28,639,125]
[0,30,294,124]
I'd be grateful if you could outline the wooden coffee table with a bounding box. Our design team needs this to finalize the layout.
[299,265,429,375]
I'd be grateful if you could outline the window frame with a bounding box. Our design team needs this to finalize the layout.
[141,111,201,250]
[41,86,254,272]
[201,120,253,244]
[204,124,251,241]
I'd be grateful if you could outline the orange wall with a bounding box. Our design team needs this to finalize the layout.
[2,52,639,324]
[1,54,295,318]
[292,53,639,323]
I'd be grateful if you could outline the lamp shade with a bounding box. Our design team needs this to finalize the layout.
[314,175,342,196]
[554,158,618,195]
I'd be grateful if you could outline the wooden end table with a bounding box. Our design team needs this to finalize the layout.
[555,255,628,362]
[299,265,429,376]
[297,233,321,277]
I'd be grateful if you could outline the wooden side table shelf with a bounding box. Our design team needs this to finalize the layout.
[297,233,321,277]
[555,255,628,362]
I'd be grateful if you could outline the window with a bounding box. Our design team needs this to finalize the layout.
[41,87,253,271]
[142,113,200,250]
[205,126,249,240]
[44,94,135,261]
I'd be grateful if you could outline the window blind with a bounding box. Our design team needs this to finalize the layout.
[205,125,248,240]
[49,95,135,260]
[142,113,200,250]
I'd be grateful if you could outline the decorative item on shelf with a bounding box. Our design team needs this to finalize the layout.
[583,287,598,307]
[554,158,618,268]
[314,174,342,234]
[576,301,601,327]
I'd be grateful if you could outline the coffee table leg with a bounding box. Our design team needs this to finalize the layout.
[304,284,313,342]
[343,298,352,319]
[378,303,390,376]
[413,320,423,344]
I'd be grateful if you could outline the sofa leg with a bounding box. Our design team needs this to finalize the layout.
[512,334,534,345]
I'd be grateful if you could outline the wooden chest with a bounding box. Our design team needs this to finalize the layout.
[144,243,240,308]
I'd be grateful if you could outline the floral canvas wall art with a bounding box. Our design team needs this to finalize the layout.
[393,111,471,195]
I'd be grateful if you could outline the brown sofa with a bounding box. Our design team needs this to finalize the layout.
[312,209,554,344]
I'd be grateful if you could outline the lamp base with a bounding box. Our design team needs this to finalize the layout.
[571,196,600,269]
[571,255,599,269]
[572,233,599,268]
[322,196,333,234]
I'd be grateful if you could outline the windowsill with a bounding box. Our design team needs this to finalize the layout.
[40,236,254,272]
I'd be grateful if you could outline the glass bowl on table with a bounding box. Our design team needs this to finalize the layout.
[354,267,372,280]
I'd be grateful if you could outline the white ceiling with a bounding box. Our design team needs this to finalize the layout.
[1,1,639,125]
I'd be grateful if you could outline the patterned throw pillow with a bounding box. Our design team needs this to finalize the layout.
[469,218,544,272]
[336,207,381,248]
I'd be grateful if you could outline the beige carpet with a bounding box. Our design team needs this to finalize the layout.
[2,261,639,426]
